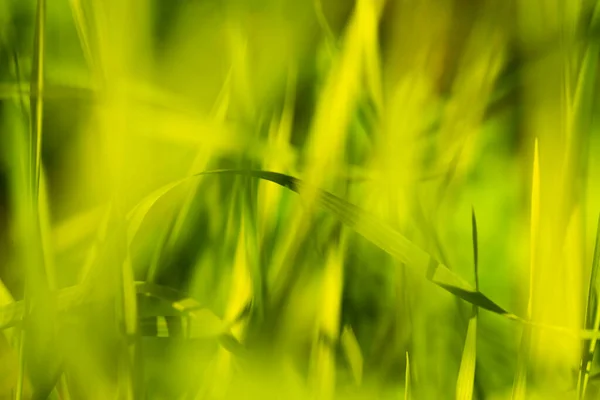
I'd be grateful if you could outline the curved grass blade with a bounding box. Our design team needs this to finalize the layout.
[119,169,510,316]
[221,170,509,315]
[577,215,600,399]
[6,169,600,339]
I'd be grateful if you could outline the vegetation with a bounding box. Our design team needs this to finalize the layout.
[1,0,600,398]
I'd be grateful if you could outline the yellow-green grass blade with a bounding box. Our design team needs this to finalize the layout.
[0,334,19,397]
[512,325,532,400]
[304,0,383,191]
[15,326,25,400]
[404,351,411,400]
[0,279,18,397]
[196,178,261,399]
[456,208,480,400]
[28,0,58,393]
[224,192,255,339]
[457,315,477,400]
[38,166,56,289]
[30,0,45,201]
[512,137,539,400]
[258,67,296,245]
[340,325,363,385]
[313,0,336,48]
[5,6,57,392]
[577,215,600,399]
[120,253,138,337]
[569,5,600,236]
[358,0,384,112]
[472,208,479,292]
[67,0,95,71]
[309,230,346,400]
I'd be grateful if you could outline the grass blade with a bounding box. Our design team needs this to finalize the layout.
[340,325,363,385]
[577,215,600,398]
[68,0,94,70]
[310,230,346,399]
[405,351,411,400]
[30,0,45,200]
[456,316,477,400]
[512,138,540,400]
[472,208,479,291]
[456,208,479,400]
[574,9,600,398]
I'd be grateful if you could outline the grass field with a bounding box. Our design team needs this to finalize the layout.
[1,0,600,399]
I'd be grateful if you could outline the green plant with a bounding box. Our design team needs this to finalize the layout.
[1,0,600,399]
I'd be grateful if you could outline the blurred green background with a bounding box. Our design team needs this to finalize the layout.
[1,0,600,399]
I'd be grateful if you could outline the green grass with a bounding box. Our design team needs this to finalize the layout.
[1,0,600,399]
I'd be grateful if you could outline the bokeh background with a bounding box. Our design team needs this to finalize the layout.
[1,0,600,399]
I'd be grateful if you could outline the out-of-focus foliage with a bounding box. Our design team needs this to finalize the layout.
[1,0,600,399]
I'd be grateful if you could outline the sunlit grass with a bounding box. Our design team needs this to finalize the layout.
[1,0,600,399]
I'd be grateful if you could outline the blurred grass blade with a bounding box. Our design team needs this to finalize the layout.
[456,315,477,400]
[68,0,94,70]
[358,0,384,111]
[30,0,45,198]
[310,232,346,399]
[577,215,600,399]
[456,208,479,400]
[126,178,188,245]
[574,15,600,400]
[512,138,539,400]
[39,167,56,289]
[121,254,138,337]
[405,352,411,400]
[472,208,479,290]
[15,326,25,400]
[340,325,363,385]
[52,206,104,253]
[512,326,531,400]
[0,279,17,397]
